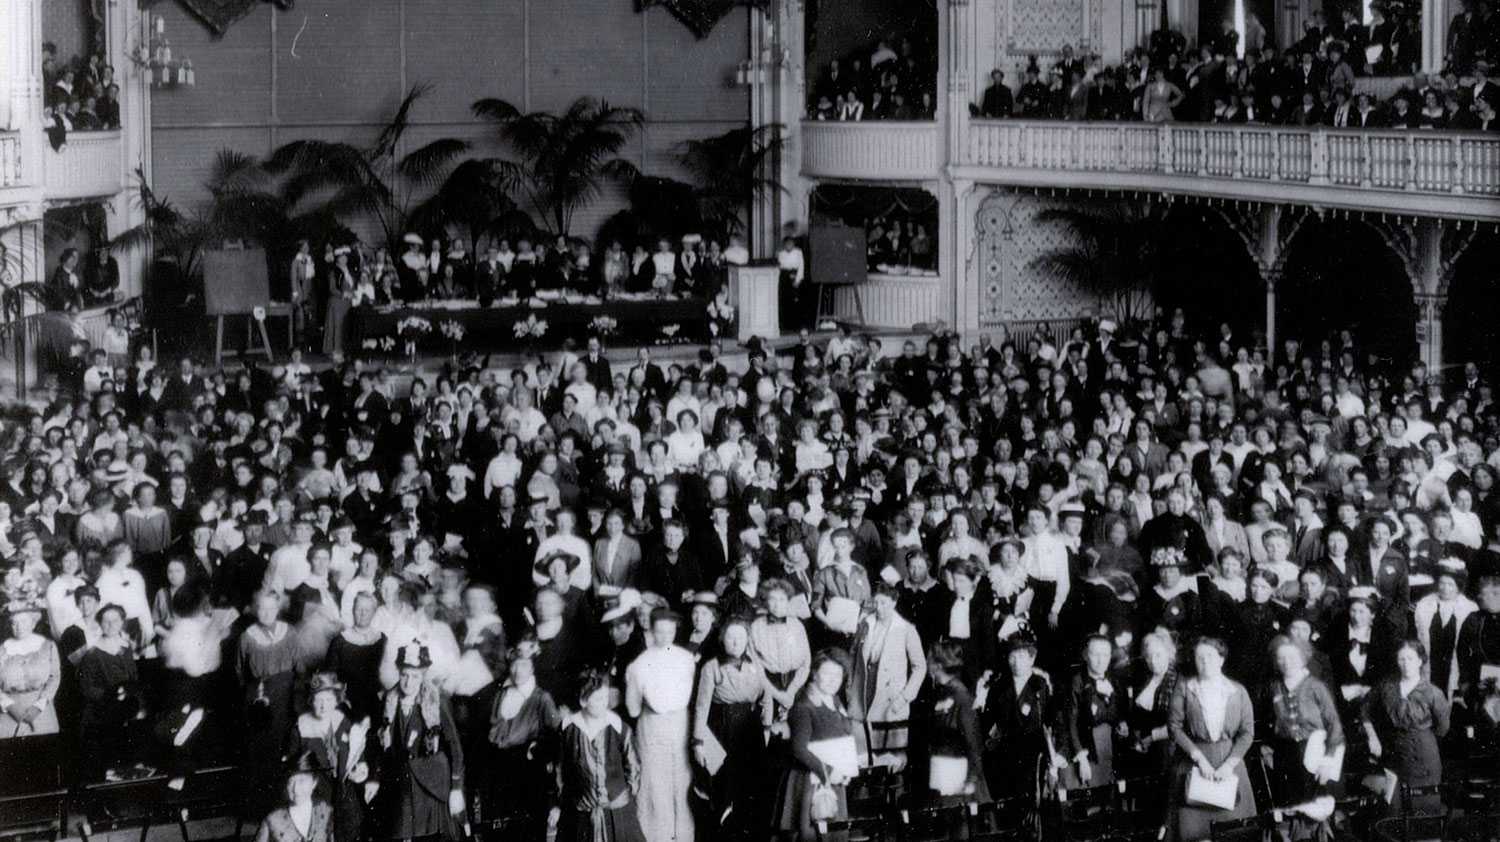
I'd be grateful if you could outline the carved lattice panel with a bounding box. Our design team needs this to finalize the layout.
[976,192,1097,326]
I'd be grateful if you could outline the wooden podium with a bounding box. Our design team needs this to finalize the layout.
[728,263,780,342]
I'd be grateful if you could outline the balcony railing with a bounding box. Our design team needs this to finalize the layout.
[962,120,1500,217]
[801,120,941,181]
[43,130,124,202]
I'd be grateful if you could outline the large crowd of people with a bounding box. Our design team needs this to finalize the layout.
[967,3,1499,129]
[2,302,1500,842]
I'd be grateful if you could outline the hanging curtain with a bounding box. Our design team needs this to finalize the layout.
[636,0,770,39]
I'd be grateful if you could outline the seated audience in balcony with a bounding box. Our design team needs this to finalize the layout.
[98,84,121,129]
[807,31,937,121]
[50,249,86,312]
[86,249,120,307]
[43,106,69,152]
[1460,94,1499,128]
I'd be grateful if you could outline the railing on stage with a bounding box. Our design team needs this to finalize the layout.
[801,120,942,181]
[43,130,125,202]
[962,120,1500,216]
[831,271,945,329]
[985,317,1090,348]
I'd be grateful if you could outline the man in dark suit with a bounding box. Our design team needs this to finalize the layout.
[627,347,668,403]
[695,501,738,586]
[580,336,613,391]
[163,356,203,413]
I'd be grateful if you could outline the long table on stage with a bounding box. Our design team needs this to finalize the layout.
[347,296,710,355]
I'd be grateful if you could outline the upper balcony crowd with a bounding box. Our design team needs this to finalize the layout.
[807,34,939,121]
[972,2,1500,131]
[41,40,123,151]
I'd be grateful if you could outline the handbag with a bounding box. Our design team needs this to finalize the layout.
[810,778,840,821]
[1185,768,1237,811]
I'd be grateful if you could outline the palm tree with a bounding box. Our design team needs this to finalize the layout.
[471,96,644,237]
[408,158,533,256]
[1027,201,1180,324]
[108,166,219,283]
[266,83,470,253]
[675,123,784,243]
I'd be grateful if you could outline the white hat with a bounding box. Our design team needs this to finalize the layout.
[403,233,423,246]
[1099,319,1117,333]
[681,233,703,245]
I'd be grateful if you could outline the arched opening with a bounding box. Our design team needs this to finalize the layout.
[1276,218,1416,366]
[1443,232,1500,374]
[1151,205,1264,348]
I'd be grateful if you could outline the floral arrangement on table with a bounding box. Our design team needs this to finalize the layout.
[706,294,735,338]
[439,320,466,358]
[513,314,549,343]
[589,315,618,338]
[361,336,398,353]
[659,323,681,339]
[396,315,432,359]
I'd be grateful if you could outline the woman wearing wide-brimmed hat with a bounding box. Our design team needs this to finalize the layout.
[254,750,334,842]
[0,579,61,738]
[287,672,373,842]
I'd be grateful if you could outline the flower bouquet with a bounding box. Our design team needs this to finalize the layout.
[439,320,466,359]
[513,314,549,353]
[589,315,618,338]
[396,316,432,360]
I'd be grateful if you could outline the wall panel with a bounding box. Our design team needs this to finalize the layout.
[150,0,750,239]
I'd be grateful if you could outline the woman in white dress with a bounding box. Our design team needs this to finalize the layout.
[624,608,696,842]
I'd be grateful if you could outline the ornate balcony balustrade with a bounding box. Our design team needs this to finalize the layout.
[801,120,942,182]
[43,130,124,202]
[961,121,1500,219]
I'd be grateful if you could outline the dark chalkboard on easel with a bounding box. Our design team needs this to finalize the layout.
[202,248,269,315]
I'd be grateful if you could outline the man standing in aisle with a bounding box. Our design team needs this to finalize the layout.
[290,240,316,351]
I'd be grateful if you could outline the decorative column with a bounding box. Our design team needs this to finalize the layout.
[1414,291,1447,373]
[1215,203,1308,367]
[949,178,979,338]
[753,0,808,259]
[1421,0,1450,73]
[1367,217,1477,375]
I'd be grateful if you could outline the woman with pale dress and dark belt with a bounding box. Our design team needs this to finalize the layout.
[1166,637,1257,842]
[0,588,61,738]
[691,618,770,836]
[555,670,647,842]
[1362,640,1451,816]
[624,608,697,842]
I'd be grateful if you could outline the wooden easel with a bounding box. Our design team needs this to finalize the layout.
[214,312,275,366]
